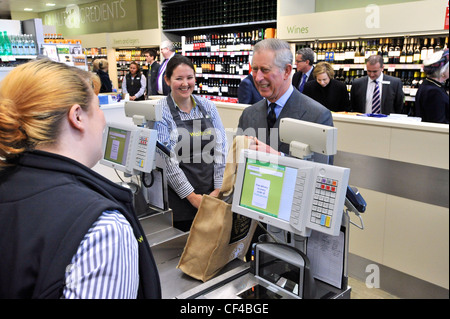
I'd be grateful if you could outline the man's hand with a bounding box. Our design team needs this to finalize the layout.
[248,136,280,155]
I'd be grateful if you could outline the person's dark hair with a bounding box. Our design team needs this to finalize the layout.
[164,54,194,79]
[130,61,141,73]
[144,48,157,59]
[367,55,384,68]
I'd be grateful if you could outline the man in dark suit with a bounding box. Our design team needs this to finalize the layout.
[238,74,263,104]
[237,38,332,163]
[144,48,160,97]
[292,47,316,93]
[156,40,176,95]
[350,55,404,114]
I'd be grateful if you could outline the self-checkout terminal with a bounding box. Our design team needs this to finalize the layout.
[99,102,366,299]
[177,118,366,300]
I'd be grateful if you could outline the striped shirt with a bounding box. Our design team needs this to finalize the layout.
[156,95,227,199]
[63,210,139,299]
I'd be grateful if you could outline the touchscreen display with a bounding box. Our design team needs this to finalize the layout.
[103,127,131,166]
[239,158,298,222]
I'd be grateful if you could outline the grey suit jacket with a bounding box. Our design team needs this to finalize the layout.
[350,74,404,114]
[237,88,333,161]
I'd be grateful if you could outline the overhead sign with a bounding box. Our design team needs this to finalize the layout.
[40,0,138,37]
[278,0,448,41]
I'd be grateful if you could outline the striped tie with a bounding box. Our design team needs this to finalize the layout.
[372,80,381,114]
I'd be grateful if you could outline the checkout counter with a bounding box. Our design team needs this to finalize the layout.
[95,99,368,299]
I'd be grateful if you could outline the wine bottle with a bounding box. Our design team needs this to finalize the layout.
[406,38,414,64]
[400,38,407,64]
[413,38,421,64]
[360,41,366,63]
[354,41,361,64]
[435,38,442,51]
[427,38,435,60]
[420,38,428,62]
[393,38,401,64]
[382,38,389,64]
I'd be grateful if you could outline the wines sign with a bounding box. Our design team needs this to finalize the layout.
[279,0,447,41]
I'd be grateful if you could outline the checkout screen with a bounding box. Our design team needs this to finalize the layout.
[239,158,298,221]
[103,127,131,166]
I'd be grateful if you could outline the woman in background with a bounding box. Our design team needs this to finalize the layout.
[122,61,146,101]
[303,61,350,112]
[93,58,113,93]
[415,49,449,124]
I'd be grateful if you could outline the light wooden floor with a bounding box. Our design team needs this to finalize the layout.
[348,276,400,299]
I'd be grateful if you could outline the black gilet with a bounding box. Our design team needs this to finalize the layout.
[0,151,161,299]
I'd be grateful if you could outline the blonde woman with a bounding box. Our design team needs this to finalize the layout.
[303,61,350,112]
[0,59,160,299]
[93,58,113,93]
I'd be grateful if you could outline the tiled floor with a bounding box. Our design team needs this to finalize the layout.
[348,276,400,299]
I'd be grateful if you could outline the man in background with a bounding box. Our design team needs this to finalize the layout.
[156,40,176,95]
[350,55,404,114]
[144,48,160,97]
[292,47,316,93]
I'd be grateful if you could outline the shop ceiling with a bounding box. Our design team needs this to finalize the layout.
[0,0,99,19]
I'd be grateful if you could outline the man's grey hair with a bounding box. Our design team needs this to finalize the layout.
[296,47,315,66]
[254,38,293,71]
[160,40,174,52]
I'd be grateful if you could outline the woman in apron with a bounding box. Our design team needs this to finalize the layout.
[156,55,227,231]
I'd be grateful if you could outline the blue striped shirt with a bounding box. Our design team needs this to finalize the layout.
[63,210,139,299]
[156,95,227,199]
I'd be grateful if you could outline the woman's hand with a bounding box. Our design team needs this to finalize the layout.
[186,192,203,209]
[209,188,220,198]
[130,96,136,101]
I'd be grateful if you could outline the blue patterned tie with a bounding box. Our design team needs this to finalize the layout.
[267,103,277,128]
[372,80,381,114]
[299,73,307,93]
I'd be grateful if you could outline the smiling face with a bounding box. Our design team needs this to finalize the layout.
[165,63,196,101]
[251,50,292,103]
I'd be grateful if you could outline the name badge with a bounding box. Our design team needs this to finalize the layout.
[381,80,391,85]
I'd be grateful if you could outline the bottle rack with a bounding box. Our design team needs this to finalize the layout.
[296,35,448,108]
[181,28,275,102]
[161,0,276,31]
[0,31,38,64]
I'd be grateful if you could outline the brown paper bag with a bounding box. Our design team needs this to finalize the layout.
[177,136,257,282]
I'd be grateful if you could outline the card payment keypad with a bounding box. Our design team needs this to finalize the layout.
[310,177,338,228]
[135,135,149,168]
